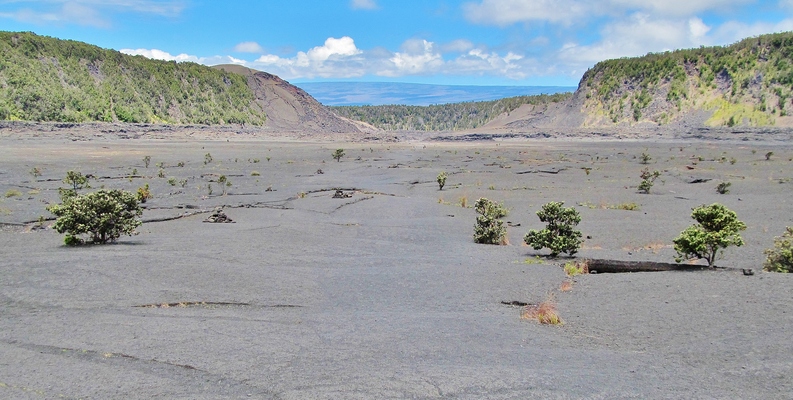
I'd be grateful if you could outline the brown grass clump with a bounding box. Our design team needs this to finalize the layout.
[559,281,573,292]
[458,195,468,208]
[563,260,589,276]
[521,296,563,325]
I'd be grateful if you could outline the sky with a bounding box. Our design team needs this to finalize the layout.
[1,0,792,86]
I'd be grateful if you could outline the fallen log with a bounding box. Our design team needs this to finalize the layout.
[583,259,707,273]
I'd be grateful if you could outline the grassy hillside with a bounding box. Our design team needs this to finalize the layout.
[0,31,266,125]
[580,31,793,127]
[331,93,571,131]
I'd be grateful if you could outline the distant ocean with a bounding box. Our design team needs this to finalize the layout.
[295,82,576,106]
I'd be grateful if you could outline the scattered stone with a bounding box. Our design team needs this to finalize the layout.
[332,190,352,198]
[204,207,234,223]
[501,300,529,307]
[742,268,755,276]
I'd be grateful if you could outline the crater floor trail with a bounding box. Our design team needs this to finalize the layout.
[1,135,791,398]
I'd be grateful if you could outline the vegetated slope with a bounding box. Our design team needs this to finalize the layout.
[577,31,793,128]
[0,31,266,125]
[330,93,572,131]
[214,65,363,133]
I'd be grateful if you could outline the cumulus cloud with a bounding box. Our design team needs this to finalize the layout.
[350,0,378,10]
[234,42,264,53]
[306,36,362,61]
[244,36,536,81]
[607,0,754,17]
[556,14,718,70]
[463,0,754,26]
[0,0,185,27]
[707,18,793,43]
[120,48,246,66]
[463,0,587,26]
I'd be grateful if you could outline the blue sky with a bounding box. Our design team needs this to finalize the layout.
[1,0,792,86]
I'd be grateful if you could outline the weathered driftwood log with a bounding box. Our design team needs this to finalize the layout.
[584,259,707,273]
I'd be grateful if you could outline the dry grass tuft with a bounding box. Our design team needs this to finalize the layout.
[559,281,573,292]
[458,196,468,208]
[563,260,589,276]
[521,296,563,325]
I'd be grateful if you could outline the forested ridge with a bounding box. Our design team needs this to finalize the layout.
[0,31,266,125]
[331,93,571,131]
[581,31,793,126]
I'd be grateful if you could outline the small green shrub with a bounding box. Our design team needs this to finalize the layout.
[167,178,177,186]
[204,153,213,165]
[30,167,42,178]
[251,171,261,176]
[47,189,142,245]
[473,198,507,245]
[716,181,731,194]
[765,151,774,161]
[638,168,661,194]
[673,203,746,268]
[64,170,90,192]
[763,227,793,273]
[143,156,151,168]
[640,152,651,164]
[5,189,22,198]
[218,175,231,195]
[136,184,151,203]
[437,171,447,190]
[332,148,345,162]
[158,168,165,178]
[524,201,582,257]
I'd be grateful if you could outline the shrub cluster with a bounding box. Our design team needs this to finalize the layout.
[524,201,583,257]
[48,189,142,245]
[764,227,793,273]
[673,203,746,268]
[473,198,508,245]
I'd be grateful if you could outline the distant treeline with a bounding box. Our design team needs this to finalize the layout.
[0,31,266,125]
[330,93,571,131]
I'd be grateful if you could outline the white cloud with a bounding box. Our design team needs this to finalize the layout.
[385,40,443,75]
[0,0,185,27]
[608,0,753,17]
[439,39,475,53]
[350,0,378,10]
[463,0,755,26]
[463,0,587,26]
[234,42,264,53]
[120,48,247,66]
[245,36,535,81]
[556,13,716,69]
[707,18,793,43]
[306,36,362,61]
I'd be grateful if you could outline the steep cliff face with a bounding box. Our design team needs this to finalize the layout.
[481,31,793,131]
[576,31,793,128]
[214,65,363,134]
